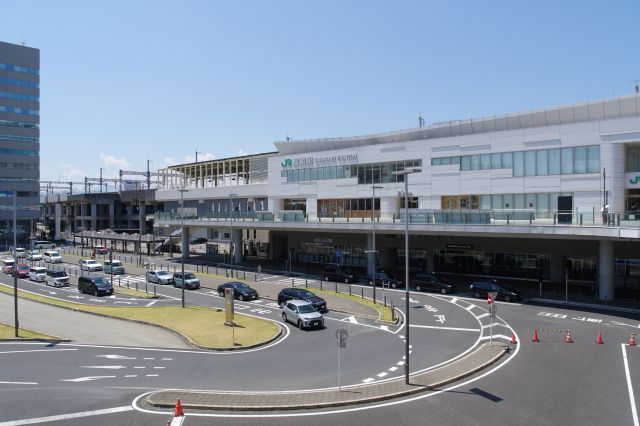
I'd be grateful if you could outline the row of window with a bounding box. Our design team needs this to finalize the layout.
[432,145,601,176]
[0,76,39,89]
[0,134,39,143]
[0,91,39,103]
[440,192,572,211]
[0,63,39,75]
[0,105,39,116]
[281,160,423,184]
[0,162,38,170]
[0,148,39,157]
[0,119,38,129]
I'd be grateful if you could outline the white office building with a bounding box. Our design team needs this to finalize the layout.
[155,94,640,301]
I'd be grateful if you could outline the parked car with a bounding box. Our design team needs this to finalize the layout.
[104,260,125,274]
[93,246,109,255]
[78,275,114,296]
[469,280,521,302]
[1,258,15,274]
[277,288,328,313]
[322,265,357,283]
[26,250,43,261]
[28,266,47,282]
[217,281,258,300]
[189,237,208,245]
[46,269,70,287]
[360,271,403,288]
[14,264,30,278]
[413,272,456,294]
[43,251,62,263]
[173,271,201,290]
[79,259,103,271]
[281,300,325,330]
[146,269,174,285]
[13,248,26,258]
[33,240,55,249]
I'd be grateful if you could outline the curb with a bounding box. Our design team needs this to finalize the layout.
[0,338,71,343]
[144,343,510,411]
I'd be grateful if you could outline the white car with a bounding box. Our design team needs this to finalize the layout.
[146,269,174,285]
[79,259,103,271]
[26,250,43,261]
[281,300,325,330]
[28,266,47,282]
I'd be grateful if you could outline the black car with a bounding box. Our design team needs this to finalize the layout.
[413,272,456,294]
[277,288,328,313]
[469,280,521,302]
[360,271,403,288]
[217,281,259,301]
[322,265,357,283]
[78,275,114,296]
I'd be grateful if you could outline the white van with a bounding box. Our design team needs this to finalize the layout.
[43,251,63,263]
[13,248,26,258]
[33,241,56,249]
[29,266,47,282]
[46,269,70,287]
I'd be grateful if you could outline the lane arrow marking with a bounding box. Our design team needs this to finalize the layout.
[96,355,136,360]
[340,315,359,324]
[61,375,116,382]
[80,365,127,370]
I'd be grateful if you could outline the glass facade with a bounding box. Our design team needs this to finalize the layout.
[432,145,600,176]
[317,198,380,218]
[440,192,572,212]
[282,159,422,184]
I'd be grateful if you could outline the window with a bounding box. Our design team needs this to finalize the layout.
[548,148,561,175]
[561,148,573,174]
[502,152,513,168]
[587,146,600,173]
[536,150,548,175]
[491,153,502,169]
[574,146,587,173]
[461,156,471,171]
[470,155,480,170]
[524,151,536,176]
[513,152,524,176]
[431,158,441,166]
[480,154,491,170]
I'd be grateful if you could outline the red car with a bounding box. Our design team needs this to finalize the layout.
[94,246,109,255]
[14,264,30,278]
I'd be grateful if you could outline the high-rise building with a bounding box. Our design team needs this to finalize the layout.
[0,41,40,244]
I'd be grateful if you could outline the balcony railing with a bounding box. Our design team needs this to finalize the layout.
[154,208,640,229]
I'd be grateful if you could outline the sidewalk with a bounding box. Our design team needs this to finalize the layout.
[144,342,510,411]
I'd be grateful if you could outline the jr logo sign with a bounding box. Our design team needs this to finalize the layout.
[281,158,293,168]
[630,176,640,185]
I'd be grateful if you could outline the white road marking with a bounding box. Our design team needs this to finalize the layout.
[450,297,459,304]
[161,358,173,361]
[362,378,374,383]
[153,366,165,369]
[96,354,135,360]
[380,325,389,331]
[410,324,479,332]
[124,375,137,378]
[134,366,146,369]
[0,348,77,355]
[0,405,133,425]
[479,334,512,341]
[143,357,155,360]
[80,365,127,370]
[67,295,83,299]
[465,304,477,312]
[340,315,359,324]
[397,361,405,365]
[0,381,38,385]
[377,372,388,378]
[114,301,134,305]
[622,343,639,426]
[60,375,116,382]
[389,367,397,372]
[146,374,159,377]
[476,313,490,319]
[145,301,157,307]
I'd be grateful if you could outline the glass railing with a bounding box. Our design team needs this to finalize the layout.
[154,209,640,228]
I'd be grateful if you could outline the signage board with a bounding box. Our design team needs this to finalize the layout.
[336,328,348,348]
[224,288,234,326]
[447,243,474,250]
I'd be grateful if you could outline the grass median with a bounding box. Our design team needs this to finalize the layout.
[0,322,61,340]
[311,288,396,322]
[0,285,279,349]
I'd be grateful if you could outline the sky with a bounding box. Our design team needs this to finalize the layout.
[1,0,639,185]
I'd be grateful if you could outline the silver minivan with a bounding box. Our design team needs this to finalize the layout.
[29,266,47,282]
[46,269,70,287]
[43,251,63,263]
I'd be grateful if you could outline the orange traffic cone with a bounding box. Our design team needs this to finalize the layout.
[630,334,637,347]
[564,331,573,344]
[596,331,604,345]
[174,399,184,417]
[532,329,539,343]
[511,332,517,344]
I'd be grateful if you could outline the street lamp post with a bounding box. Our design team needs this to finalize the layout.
[178,181,188,308]
[12,191,18,337]
[370,185,383,304]
[393,167,420,385]
[229,193,236,268]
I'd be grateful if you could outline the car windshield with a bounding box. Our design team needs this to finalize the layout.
[111,261,122,266]
[87,260,98,265]
[52,271,67,277]
[94,277,110,287]
[299,291,316,298]
[298,304,316,314]
[184,273,196,280]
[4,261,14,266]
[51,253,60,257]
[234,282,249,289]
[157,271,170,276]
[18,265,29,270]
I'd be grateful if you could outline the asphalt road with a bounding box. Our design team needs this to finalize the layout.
[0,251,639,425]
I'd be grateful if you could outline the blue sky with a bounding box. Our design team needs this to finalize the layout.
[1,0,639,183]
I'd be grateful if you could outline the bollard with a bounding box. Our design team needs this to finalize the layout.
[118,278,121,287]
[145,283,148,293]
[127,280,130,289]
[136,282,138,291]
[335,282,338,293]
[349,285,352,296]
[391,302,395,321]
[255,273,257,281]
[207,266,209,274]
[361,288,364,299]
[384,295,387,307]
[305,279,308,288]
[292,277,295,287]
[216,266,218,275]
[320,280,323,291]
[154,285,157,297]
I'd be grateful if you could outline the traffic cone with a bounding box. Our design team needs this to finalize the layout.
[596,331,604,345]
[630,334,637,347]
[511,332,517,344]
[174,399,184,417]
[564,331,573,344]
[532,329,539,343]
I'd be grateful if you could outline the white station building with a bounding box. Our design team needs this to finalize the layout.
[155,93,640,301]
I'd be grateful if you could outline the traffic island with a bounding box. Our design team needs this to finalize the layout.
[0,321,66,342]
[143,342,510,411]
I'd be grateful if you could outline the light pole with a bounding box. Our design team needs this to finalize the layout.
[178,180,187,308]
[12,191,18,337]
[369,185,383,304]
[229,193,236,267]
[393,167,420,385]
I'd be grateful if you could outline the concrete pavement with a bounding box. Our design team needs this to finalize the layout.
[0,292,190,348]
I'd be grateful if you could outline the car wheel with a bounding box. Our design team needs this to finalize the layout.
[173,282,178,288]
[504,295,511,303]
[368,280,373,286]
[282,312,287,323]
[297,320,303,330]
[391,282,397,289]
[441,288,447,294]
[218,290,224,297]
[93,289,98,297]
[239,294,245,301]
[473,291,481,299]
[324,276,329,281]
[415,285,421,291]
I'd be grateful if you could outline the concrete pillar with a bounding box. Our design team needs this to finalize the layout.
[381,196,400,220]
[232,228,243,264]
[90,203,97,231]
[550,255,565,282]
[139,201,146,234]
[598,240,615,301]
[306,196,317,219]
[181,226,189,259]
[126,206,134,229]
[367,233,375,274]
[54,204,61,240]
[108,203,115,229]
